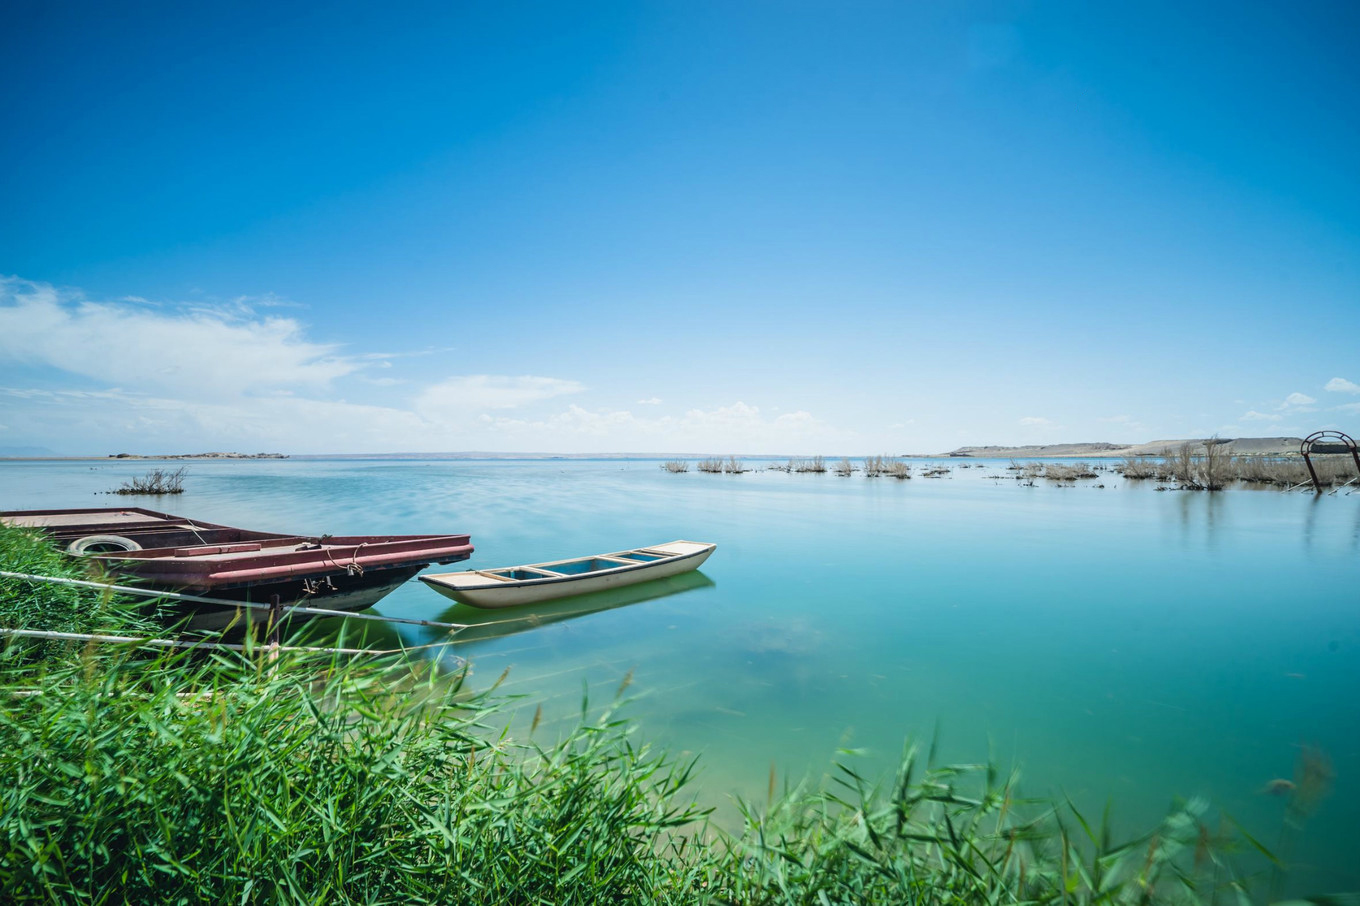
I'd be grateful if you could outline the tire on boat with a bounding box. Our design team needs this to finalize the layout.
[66,534,143,555]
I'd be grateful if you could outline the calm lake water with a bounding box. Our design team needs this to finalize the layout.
[4,457,1358,892]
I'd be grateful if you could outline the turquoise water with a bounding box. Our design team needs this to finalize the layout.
[4,458,1358,891]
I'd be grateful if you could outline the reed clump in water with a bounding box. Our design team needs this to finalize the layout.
[1118,454,1171,481]
[661,460,689,473]
[697,458,724,473]
[862,455,891,477]
[1233,454,1354,488]
[112,466,187,495]
[834,457,855,477]
[796,455,827,473]
[1042,462,1098,482]
[1116,444,1356,490]
[723,455,746,474]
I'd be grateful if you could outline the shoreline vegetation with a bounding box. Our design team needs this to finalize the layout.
[0,525,1322,903]
[664,445,1358,491]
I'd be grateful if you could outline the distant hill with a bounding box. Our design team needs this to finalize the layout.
[939,437,1303,458]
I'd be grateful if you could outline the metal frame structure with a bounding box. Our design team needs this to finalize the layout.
[1299,430,1360,493]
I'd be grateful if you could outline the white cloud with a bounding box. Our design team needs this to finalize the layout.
[1325,377,1360,394]
[0,277,858,454]
[1240,410,1281,422]
[416,375,585,418]
[1282,392,1316,407]
[1018,416,1051,426]
[0,277,352,399]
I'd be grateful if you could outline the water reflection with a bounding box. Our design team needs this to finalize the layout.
[1174,489,1224,547]
[442,570,716,648]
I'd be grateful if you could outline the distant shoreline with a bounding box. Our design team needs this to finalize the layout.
[106,452,289,460]
[0,437,1311,462]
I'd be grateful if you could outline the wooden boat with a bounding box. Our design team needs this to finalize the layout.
[1,507,474,631]
[419,540,715,609]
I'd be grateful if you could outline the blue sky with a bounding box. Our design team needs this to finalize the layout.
[2,0,1358,454]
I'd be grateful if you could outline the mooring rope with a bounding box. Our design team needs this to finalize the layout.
[0,570,603,647]
[0,625,464,660]
[0,570,471,632]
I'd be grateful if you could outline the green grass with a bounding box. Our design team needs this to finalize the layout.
[0,527,1290,904]
[0,523,165,662]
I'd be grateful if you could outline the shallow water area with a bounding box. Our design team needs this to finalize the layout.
[4,456,1358,893]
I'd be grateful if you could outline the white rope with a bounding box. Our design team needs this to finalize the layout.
[0,570,470,631]
[0,626,464,662]
[0,569,592,636]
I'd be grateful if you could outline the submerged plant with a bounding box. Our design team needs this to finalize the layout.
[796,455,827,473]
[112,466,187,495]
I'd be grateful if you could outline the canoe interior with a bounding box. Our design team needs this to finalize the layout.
[419,541,716,608]
[486,556,640,579]
[444,544,711,588]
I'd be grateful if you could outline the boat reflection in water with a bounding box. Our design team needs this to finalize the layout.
[443,569,716,647]
[286,570,714,658]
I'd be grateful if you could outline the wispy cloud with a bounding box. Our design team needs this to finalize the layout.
[0,277,850,454]
[0,277,353,399]
[1240,410,1281,422]
[416,375,585,418]
[1281,392,1316,407]
[1325,377,1360,394]
[1018,416,1051,426]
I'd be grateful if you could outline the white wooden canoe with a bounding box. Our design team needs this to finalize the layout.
[418,540,716,609]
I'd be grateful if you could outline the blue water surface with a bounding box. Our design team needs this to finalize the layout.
[3,457,1357,892]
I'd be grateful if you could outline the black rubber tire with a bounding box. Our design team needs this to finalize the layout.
[66,534,143,555]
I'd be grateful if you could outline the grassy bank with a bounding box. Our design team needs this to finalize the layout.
[0,528,1295,904]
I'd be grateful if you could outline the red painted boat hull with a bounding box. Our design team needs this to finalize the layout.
[1,507,473,630]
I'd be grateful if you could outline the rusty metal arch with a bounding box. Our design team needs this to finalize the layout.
[1299,430,1360,493]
